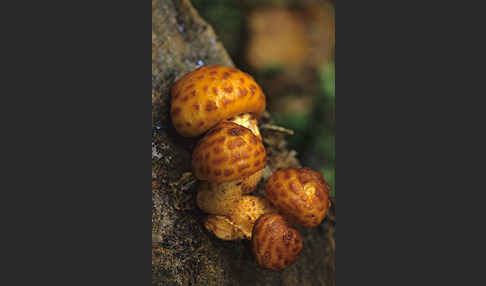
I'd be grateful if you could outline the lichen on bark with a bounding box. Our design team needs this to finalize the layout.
[152,0,335,285]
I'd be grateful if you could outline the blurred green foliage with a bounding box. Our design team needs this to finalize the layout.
[191,0,244,63]
[242,0,307,9]
[321,62,335,97]
[273,62,335,196]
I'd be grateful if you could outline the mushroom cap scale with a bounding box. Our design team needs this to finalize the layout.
[170,65,266,137]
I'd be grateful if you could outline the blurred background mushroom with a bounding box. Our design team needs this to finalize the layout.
[192,0,335,196]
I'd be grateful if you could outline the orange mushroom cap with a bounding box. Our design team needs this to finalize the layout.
[192,121,267,183]
[170,65,266,137]
[265,167,331,227]
[251,213,303,271]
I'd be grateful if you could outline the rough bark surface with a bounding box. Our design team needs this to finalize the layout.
[152,1,335,285]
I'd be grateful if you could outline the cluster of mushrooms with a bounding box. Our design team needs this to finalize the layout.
[170,65,331,271]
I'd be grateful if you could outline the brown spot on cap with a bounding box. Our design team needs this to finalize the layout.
[228,138,245,150]
[222,72,231,80]
[184,83,195,91]
[315,188,326,202]
[289,182,300,194]
[222,98,232,106]
[231,152,241,163]
[284,170,291,179]
[214,136,226,144]
[205,100,217,112]
[223,85,233,93]
[241,152,251,159]
[172,107,181,116]
[249,85,257,96]
[238,87,248,98]
[228,128,245,137]
[224,169,234,176]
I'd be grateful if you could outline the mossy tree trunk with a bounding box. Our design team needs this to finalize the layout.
[152,1,335,285]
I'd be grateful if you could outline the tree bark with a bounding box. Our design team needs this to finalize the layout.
[152,0,335,285]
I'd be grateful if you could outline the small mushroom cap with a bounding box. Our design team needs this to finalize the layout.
[203,215,246,240]
[229,196,277,239]
[265,167,331,227]
[170,65,266,137]
[192,121,267,183]
[251,213,303,271]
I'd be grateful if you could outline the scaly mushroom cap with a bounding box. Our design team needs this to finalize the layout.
[170,65,266,137]
[192,121,267,183]
[251,213,303,271]
[229,196,277,239]
[265,167,331,227]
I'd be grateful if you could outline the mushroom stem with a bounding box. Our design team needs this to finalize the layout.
[170,65,271,242]
[201,195,277,240]
[203,215,246,241]
[197,181,243,216]
[229,195,277,239]
[196,113,271,240]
